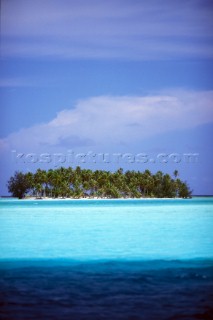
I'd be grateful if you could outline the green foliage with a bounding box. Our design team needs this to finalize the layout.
[176,179,192,198]
[7,167,192,199]
[7,171,31,199]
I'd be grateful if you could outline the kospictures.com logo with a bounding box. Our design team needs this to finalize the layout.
[12,150,199,167]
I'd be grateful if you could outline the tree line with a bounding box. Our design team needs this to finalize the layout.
[7,167,192,199]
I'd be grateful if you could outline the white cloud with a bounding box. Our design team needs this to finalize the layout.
[0,77,35,88]
[1,0,213,60]
[0,76,55,88]
[1,90,213,153]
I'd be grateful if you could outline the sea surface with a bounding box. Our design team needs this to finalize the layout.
[0,198,213,319]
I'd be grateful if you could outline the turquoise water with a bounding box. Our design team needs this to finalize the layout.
[1,198,213,319]
[0,198,213,260]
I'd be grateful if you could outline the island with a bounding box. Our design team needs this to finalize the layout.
[7,167,192,199]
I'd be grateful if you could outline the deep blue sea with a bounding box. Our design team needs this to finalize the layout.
[0,198,213,319]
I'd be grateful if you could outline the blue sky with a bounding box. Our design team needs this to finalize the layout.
[0,0,213,195]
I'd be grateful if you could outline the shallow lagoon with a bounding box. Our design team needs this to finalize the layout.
[0,198,213,319]
[0,198,213,260]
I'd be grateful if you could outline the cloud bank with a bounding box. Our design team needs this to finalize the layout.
[1,0,213,60]
[1,90,213,153]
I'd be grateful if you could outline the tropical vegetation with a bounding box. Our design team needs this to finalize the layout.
[7,167,192,199]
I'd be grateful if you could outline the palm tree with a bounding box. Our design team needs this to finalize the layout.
[34,169,47,197]
[7,166,192,199]
[173,170,179,179]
